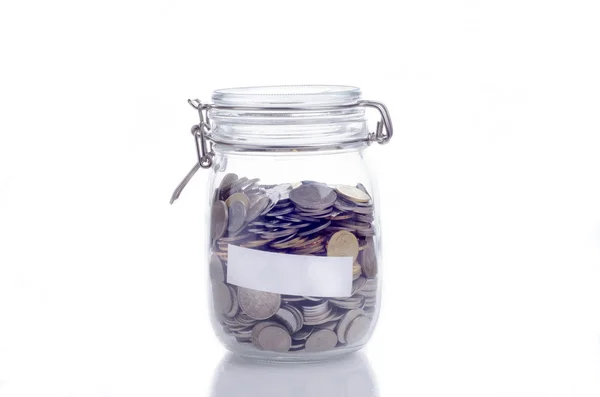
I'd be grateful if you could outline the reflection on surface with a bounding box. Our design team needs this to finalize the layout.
[211,352,378,397]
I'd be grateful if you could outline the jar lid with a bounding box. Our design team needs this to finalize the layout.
[170,89,393,204]
[212,85,362,108]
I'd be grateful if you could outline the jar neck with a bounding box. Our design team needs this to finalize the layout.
[207,107,369,150]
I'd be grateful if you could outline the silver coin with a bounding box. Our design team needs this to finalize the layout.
[329,296,366,310]
[335,220,372,231]
[295,206,334,216]
[258,324,292,352]
[246,196,269,222]
[334,199,373,215]
[356,227,376,237]
[269,183,292,194]
[355,213,375,223]
[211,201,229,241]
[288,304,304,333]
[227,176,248,193]
[317,320,338,331]
[232,326,253,341]
[356,183,371,197]
[305,329,338,352]
[282,222,312,229]
[225,285,239,317]
[260,192,280,215]
[336,308,365,344]
[290,341,306,351]
[282,295,307,302]
[273,305,299,334]
[234,312,258,326]
[345,315,371,345]
[335,185,371,203]
[235,177,260,193]
[352,275,367,295]
[302,300,329,316]
[227,200,247,232]
[266,206,295,216]
[212,282,233,315]
[251,321,280,347]
[289,184,337,210]
[292,326,314,341]
[303,308,334,326]
[359,238,378,278]
[209,253,225,282]
[275,215,306,223]
[219,173,238,191]
[238,287,282,320]
[258,228,296,239]
[297,221,332,237]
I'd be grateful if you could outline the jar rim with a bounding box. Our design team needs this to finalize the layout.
[212,85,362,108]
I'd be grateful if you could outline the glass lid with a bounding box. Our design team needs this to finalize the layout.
[211,85,362,108]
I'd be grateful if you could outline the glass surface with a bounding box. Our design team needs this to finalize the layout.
[212,85,362,107]
[211,352,378,397]
[205,86,382,362]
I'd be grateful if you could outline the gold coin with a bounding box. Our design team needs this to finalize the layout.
[241,239,273,248]
[225,192,250,209]
[327,230,359,261]
[352,262,362,280]
[271,237,306,250]
[335,185,371,203]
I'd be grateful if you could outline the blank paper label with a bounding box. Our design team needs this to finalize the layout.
[227,245,353,298]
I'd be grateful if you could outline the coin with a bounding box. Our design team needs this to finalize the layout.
[237,287,282,320]
[352,276,367,295]
[335,185,371,203]
[227,200,247,232]
[257,324,292,352]
[245,196,269,222]
[219,173,238,191]
[327,230,359,261]
[212,281,234,315]
[359,238,378,278]
[209,253,225,282]
[240,239,273,248]
[297,220,331,237]
[208,175,381,354]
[356,183,370,197]
[335,308,365,344]
[344,315,371,344]
[305,329,338,352]
[225,192,250,209]
[273,305,301,334]
[211,200,228,241]
[260,192,280,215]
[251,321,280,346]
[352,262,362,280]
[292,326,314,341]
[218,233,252,243]
[225,285,239,317]
[289,184,337,210]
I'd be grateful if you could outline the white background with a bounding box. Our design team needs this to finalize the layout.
[1,0,600,396]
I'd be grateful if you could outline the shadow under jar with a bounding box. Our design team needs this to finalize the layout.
[172,85,393,362]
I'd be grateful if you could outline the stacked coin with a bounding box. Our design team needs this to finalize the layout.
[209,174,379,353]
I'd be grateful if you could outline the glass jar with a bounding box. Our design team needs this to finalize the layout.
[171,86,393,362]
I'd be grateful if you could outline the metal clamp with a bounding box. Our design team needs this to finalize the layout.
[170,98,393,204]
[358,100,393,144]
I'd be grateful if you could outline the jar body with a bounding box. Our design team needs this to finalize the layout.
[207,145,382,362]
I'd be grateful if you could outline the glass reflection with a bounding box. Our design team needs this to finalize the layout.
[211,352,378,397]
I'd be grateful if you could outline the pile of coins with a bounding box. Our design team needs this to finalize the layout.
[209,174,379,353]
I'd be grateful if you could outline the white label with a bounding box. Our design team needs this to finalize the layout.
[227,245,353,298]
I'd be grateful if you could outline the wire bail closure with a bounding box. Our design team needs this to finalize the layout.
[170,98,393,204]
